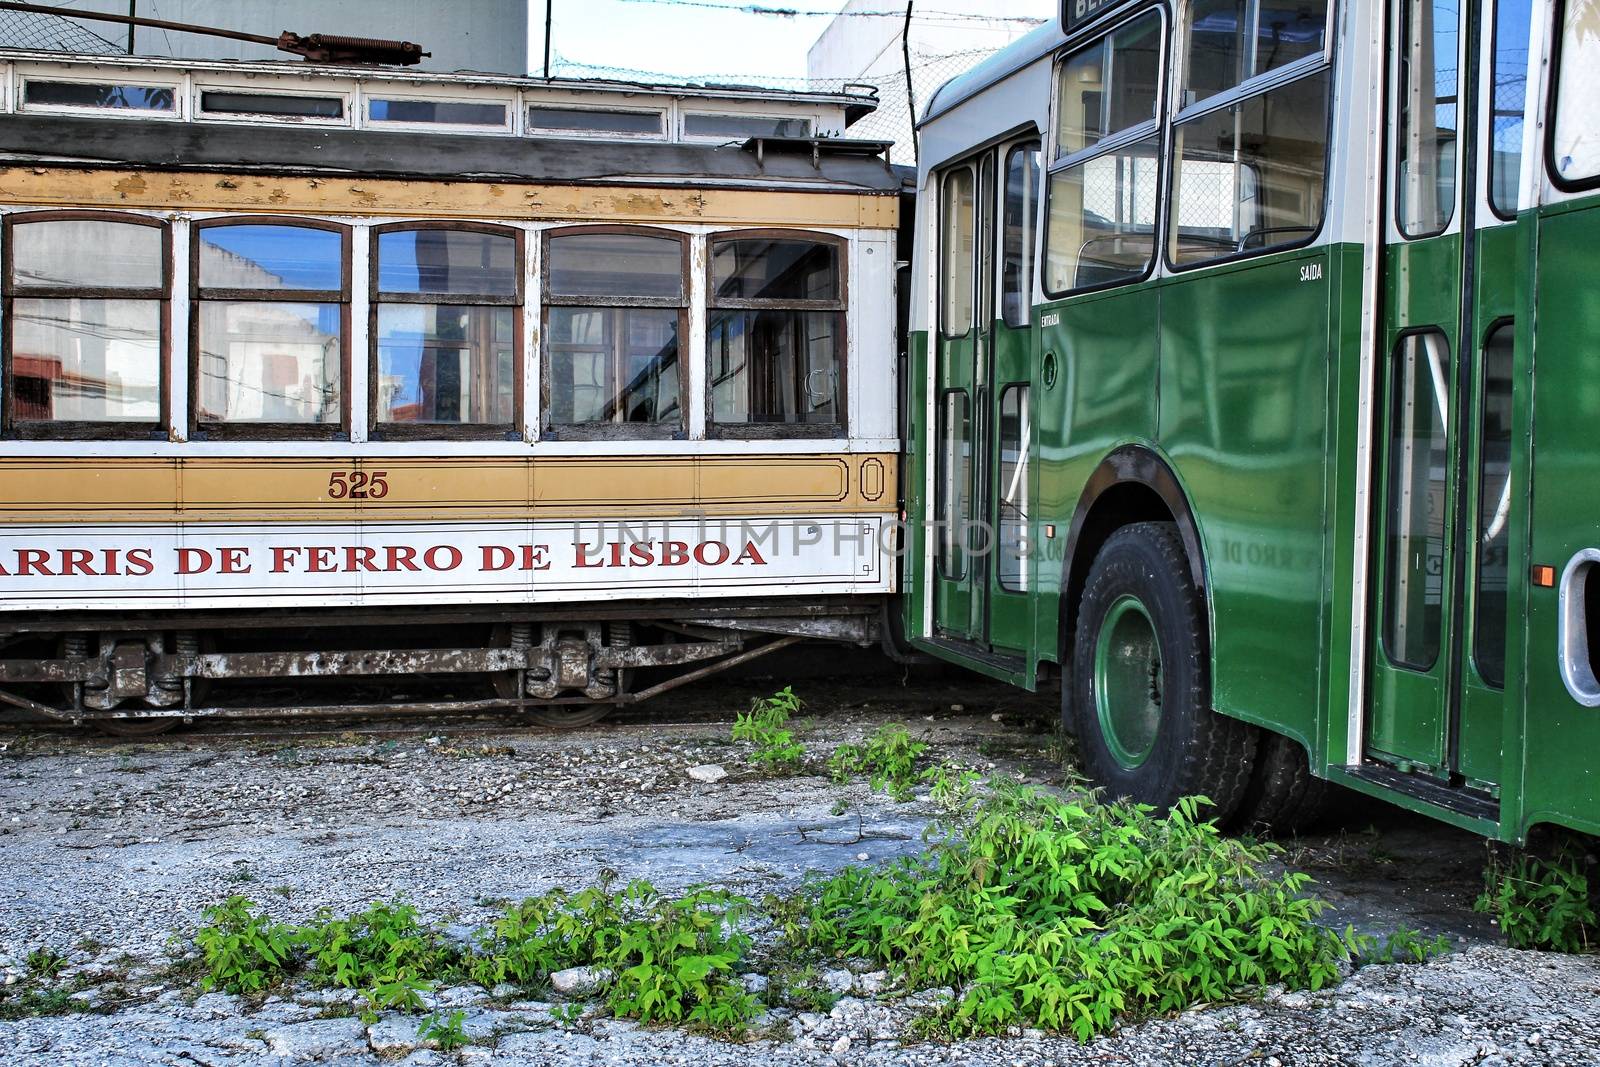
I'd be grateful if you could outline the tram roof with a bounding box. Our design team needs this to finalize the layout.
[921,23,1064,129]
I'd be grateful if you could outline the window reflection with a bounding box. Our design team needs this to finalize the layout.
[376,305,515,424]
[198,302,341,425]
[376,229,517,297]
[199,225,342,291]
[1184,0,1328,101]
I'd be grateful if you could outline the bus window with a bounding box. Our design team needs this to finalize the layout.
[1489,0,1533,215]
[941,168,975,336]
[938,390,971,580]
[1055,13,1162,159]
[1552,0,1600,184]
[1170,70,1331,265]
[1183,0,1330,104]
[997,384,1030,591]
[1397,0,1460,236]
[1383,331,1452,672]
[1474,325,1514,687]
[1001,144,1041,328]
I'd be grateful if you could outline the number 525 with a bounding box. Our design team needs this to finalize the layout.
[327,471,389,500]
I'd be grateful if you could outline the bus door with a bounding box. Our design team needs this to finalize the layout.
[1365,0,1510,795]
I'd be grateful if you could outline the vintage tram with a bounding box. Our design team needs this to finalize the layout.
[0,50,903,733]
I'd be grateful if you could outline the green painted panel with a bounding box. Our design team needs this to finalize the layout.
[902,330,931,643]
[1158,250,1332,750]
[988,319,1037,652]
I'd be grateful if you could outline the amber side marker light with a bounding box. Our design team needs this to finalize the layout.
[1532,564,1556,588]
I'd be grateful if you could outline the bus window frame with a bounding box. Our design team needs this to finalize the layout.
[539,223,691,441]
[1041,5,1168,300]
[1,209,172,441]
[189,215,352,442]
[367,219,525,441]
[1001,140,1042,329]
[1544,0,1600,192]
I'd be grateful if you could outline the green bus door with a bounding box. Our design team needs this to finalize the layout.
[1366,0,1508,791]
[932,141,1040,655]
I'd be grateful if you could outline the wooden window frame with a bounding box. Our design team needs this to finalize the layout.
[539,224,690,442]
[189,216,352,441]
[705,227,849,440]
[368,220,525,441]
[1,210,171,441]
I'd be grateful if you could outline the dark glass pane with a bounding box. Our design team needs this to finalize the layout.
[11,219,162,289]
[1185,0,1328,101]
[684,113,810,139]
[712,238,838,302]
[547,307,680,426]
[1002,144,1040,327]
[1383,332,1451,672]
[25,81,173,110]
[997,385,1030,591]
[1473,326,1514,687]
[708,309,840,425]
[1170,70,1330,265]
[369,99,506,125]
[199,225,342,291]
[377,230,517,297]
[1489,0,1532,212]
[200,91,343,118]
[10,298,160,423]
[196,302,341,425]
[937,391,970,579]
[1397,0,1460,235]
[547,233,683,300]
[527,107,662,134]
[375,305,515,425]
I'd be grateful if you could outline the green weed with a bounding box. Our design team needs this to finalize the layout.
[417,1008,468,1050]
[1476,846,1597,952]
[731,687,806,772]
[1366,926,1452,964]
[828,723,928,801]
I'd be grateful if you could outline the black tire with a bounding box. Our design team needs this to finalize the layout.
[1068,521,1256,821]
[1233,730,1339,837]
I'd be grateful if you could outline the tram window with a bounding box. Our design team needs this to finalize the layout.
[1552,0,1600,184]
[1183,0,1330,103]
[1002,144,1041,328]
[23,81,174,112]
[1488,0,1533,214]
[1055,12,1162,159]
[1397,0,1460,236]
[707,234,845,434]
[527,107,664,136]
[684,113,811,139]
[1045,135,1160,293]
[373,226,520,432]
[369,99,508,127]
[194,222,346,432]
[4,215,165,433]
[1382,331,1452,673]
[1169,70,1330,266]
[937,390,971,580]
[1473,325,1515,687]
[543,230,686,433]
[199,91,344,120]
[997,385,1030,592]
[941,167,975,337]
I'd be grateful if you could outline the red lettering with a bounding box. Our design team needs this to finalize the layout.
[628,541,656,566]
[482,545,513,572]
[18,549,55,577]
[306,546,337,573]
[574,542,604,568]
[660,541,689,566]
[521,545,552,571]
[177,547,213,575]
[344,546,379,573]
[423,545,461,571]
[216,547,250,574]
[60,549,96,576]
[385,546,420,572]
[734,541,767,566]
[271,547,302,573]
[125,548,154,576]
[101,549,121,575]
[695,541,731,566]
[609,542,626,567]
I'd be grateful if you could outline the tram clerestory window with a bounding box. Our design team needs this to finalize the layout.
[543,229,686,435]
[4,215,166,435]
[194,222,347,433]
[708,234,844,434]
[24,80,174,111]
[373,226,520,434]
[1552,0,1600,185]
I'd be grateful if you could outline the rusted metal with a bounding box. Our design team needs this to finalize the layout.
[0,658,101,684]
[0,686,73,721]
[621,636,802,703]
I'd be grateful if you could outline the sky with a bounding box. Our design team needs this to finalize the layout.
[529,0,866,85]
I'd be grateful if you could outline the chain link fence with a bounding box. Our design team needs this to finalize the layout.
[0,7,122,55]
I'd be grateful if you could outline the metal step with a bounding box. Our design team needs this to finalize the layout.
[1341,763,1500,822]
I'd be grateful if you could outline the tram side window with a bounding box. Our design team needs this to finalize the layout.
[543,229,685,435]
[707,233,845,434]
[1045,11,1164,295]
[372,226,520,434]
[1474,324,1515,687]
[996,384,1030,592]
[194,221,347,433]
[1001,143,1041,328]
[4,215,166,435]
[937,390,971,580]
[1169,70,1332,265]
[1397,0,1461,236]
[1489,0,1533,214]
[1183,0,1330,103]
[1552,0,1600,184]
[941,167,975,336]
[1383,331,1452,672]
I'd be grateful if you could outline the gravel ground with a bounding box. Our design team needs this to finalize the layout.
[1,656,1596,1065]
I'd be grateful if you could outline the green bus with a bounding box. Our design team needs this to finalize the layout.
[902,0,1599,843]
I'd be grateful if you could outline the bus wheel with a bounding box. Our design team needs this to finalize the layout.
[1233,731,1336,836]
[1068,522,1255,821]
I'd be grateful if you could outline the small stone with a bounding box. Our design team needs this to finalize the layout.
[687,764,727,784]
[821,969,854,995]
[856,971,889,996]
[741,973,770,995]
[831,1035,852,1055]
[856,852,870,861]
[550,965,610,997]
[797,1012,822,1031]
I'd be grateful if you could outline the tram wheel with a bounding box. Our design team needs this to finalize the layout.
[1232,730,1338,837]
[1068,522,1256,822]
[521,704,614,729]
[92,715,182,738]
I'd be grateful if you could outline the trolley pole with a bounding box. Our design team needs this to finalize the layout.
[543,0,553,79]
[126,0,135,54]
